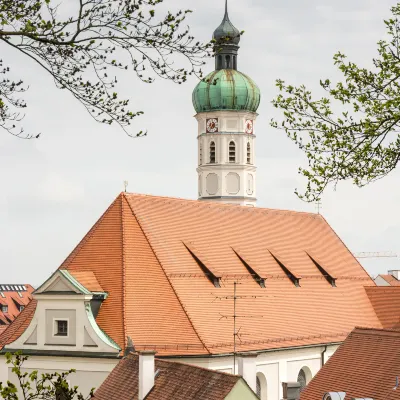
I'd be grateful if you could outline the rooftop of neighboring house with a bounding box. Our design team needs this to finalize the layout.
[375,270,400,286]
[300,327,400,400]
[94,352,258,400]
[0,193,383,356]
[0,284,34,327]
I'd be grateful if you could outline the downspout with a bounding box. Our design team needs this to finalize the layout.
[321,345,328,367]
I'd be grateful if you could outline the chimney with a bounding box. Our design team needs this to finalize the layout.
[282,382,301,400]
[138,351,156,400]
[237,353,258,393]
[389,270,400,280]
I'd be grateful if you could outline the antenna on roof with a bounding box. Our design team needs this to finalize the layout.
[353,252,398,259]
[394,376,399,390]
[124,180,129,193]
[315,201,322,214]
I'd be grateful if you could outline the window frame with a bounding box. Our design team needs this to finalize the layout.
[53,318,69,338]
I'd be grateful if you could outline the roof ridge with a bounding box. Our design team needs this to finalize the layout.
[122,194,211,355]
[154,356,240,379]
[59,195,122,270]
[120,194,128,352]
[123,192,320,219]
[353,326,400,335]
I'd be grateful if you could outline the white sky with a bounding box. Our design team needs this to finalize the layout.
[1,0,399,286]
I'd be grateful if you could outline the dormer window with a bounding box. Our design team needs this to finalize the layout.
[55,320,68,337]
[19,305,25,312]
[1,305,8,313]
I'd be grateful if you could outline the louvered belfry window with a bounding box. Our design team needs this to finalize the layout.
[209,141,216,164]
[229,141,236,163]
[247,142,251,164]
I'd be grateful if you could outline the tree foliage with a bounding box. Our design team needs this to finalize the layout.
[0,352,91,400]
[0,0,212,138]
[271,3,400,202]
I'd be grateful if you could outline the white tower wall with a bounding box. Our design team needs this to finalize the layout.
[196,111,258,206]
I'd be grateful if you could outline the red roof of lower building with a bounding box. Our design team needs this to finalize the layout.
[94,353,247,400]
[378,274,400,286]
[300,327,400,400]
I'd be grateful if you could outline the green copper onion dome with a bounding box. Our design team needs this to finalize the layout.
[192,69,261,113]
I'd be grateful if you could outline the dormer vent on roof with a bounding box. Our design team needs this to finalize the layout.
[232,248,266,288]
[268,250,301,287]
[306,251,337,287]
[183,242,221,288]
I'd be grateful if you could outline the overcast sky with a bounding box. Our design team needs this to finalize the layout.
[1,0,399,286]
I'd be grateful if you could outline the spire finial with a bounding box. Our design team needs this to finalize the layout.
[225,0,228,17]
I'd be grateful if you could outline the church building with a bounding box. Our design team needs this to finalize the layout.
[0,3,385,400]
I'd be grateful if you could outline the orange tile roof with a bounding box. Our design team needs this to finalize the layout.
[0,299,37,349]
[53,193,381,356]
[68,271,104,293]
[378,274,400,286]
[366,286,400,328]
[300,327,400,400]
[94,353,244,400]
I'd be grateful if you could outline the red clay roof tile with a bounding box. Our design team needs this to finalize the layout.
[0,299,37,349]
[57,193,381,355]
[4,193,381,356]
[300,327,400,400]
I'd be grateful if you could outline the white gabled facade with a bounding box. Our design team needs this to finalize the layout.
[196,111,258,206]
[0,270,120,397]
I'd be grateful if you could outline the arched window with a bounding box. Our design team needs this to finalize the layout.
[209,141,216,164]
[217,55,223,70]
[225,55,231,69]
[298,366,312,390]
[233,56,237,70]
[229,141,236,163]
[256,372,268,400]
[247,142,251,164]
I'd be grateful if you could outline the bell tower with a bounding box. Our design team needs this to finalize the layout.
[192,0,261,206]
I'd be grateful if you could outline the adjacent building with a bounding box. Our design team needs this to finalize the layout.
[300,327,400,400]
[0,284,34,335]
[374,270,400,286]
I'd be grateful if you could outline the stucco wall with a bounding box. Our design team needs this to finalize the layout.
[175,344,340,400]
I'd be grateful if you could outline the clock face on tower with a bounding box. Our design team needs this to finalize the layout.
[206,118,219,133]
[245,120,254,134]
